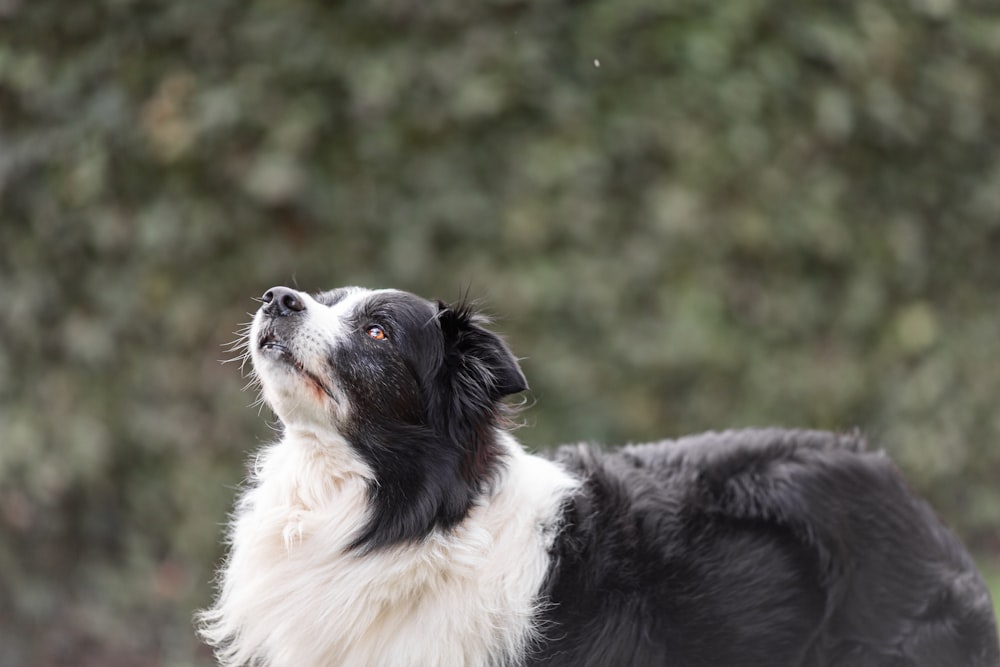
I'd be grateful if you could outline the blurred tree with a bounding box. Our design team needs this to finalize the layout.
[1,0,999,664]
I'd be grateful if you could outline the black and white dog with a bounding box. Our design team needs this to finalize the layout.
[199,286,999,667]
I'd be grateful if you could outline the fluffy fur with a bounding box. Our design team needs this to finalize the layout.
[199,286,1000,667]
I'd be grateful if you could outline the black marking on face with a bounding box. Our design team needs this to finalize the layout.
[311,290,528,552]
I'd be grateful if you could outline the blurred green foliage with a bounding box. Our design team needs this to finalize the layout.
[2,0,999,664]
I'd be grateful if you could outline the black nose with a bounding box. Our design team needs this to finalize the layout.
[261,286,306,317]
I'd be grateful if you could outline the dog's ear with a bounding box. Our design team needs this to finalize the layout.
[436,300,528,398]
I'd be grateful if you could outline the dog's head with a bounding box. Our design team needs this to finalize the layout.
[247,286,527,549]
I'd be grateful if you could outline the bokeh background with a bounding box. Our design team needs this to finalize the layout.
[2,0,999,665]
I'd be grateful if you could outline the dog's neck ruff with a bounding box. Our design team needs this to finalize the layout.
[198,429,579,667]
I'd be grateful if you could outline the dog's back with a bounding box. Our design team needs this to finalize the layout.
[535,429,1000,666]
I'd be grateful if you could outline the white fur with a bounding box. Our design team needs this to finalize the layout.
[198,429,578,667]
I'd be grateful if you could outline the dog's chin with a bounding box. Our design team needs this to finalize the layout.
[253,350,342,429]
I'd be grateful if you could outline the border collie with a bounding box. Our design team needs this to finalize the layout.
[199,286,999,667]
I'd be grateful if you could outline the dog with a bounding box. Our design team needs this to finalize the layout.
[198,286,1000,666]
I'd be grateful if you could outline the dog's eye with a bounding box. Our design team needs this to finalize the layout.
[366,325,387,341]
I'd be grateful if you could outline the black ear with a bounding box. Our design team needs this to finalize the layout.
[436,300,527,398]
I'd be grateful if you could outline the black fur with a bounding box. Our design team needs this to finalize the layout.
[310,289,522,551]
[532,429,1000,666]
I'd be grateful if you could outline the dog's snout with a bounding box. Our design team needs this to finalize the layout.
[262,286,306,317]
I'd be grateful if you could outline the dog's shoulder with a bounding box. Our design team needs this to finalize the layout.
[534,430,850,665]
[541,427,874,582]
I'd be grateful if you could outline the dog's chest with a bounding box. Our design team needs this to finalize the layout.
[225,482,538,666]
[210,438,579,667]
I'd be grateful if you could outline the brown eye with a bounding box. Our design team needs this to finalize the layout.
[366,325,387,341]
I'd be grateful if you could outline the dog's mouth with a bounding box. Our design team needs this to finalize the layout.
[260,333,292,356]
[257,331,339,404]
[258,331,299,365]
